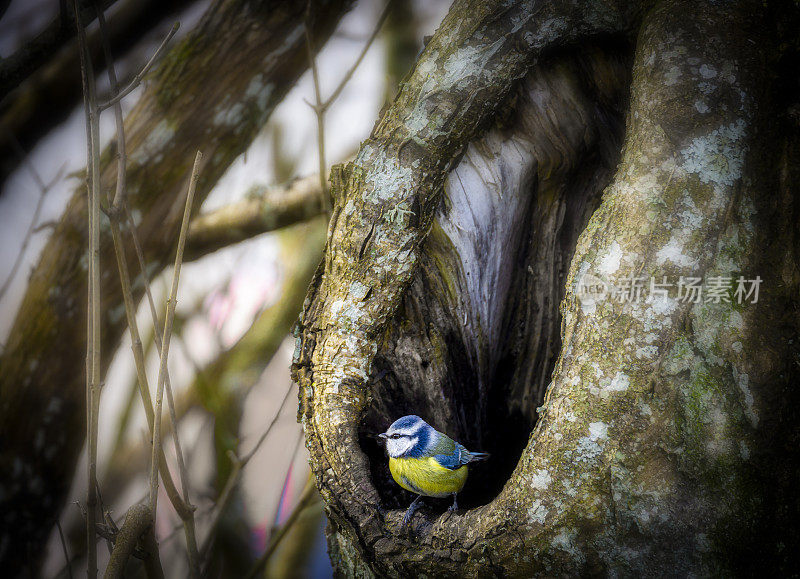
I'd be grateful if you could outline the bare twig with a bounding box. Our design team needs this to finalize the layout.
[110,331,154,457]
[199,383,296,566]
[96,8,127,210]
[122,202,202,573]
[0,0,118,101]
[323,1,394,109]
[73,0,102,574]
[97,9,200,573]
[304,0,394,214]
[244,475,317,579]
[304,7,329,214]
[56,520,73,579]
[98,22,180,112]
[242,385,296,466]
[149,150,203,514]
[0,137,62,302]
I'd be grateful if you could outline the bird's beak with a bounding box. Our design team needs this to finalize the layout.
[378,433,388,440]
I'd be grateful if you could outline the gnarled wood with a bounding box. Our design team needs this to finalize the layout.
[293,0,800,575]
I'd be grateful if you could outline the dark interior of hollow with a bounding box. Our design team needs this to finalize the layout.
[358,39,634,514]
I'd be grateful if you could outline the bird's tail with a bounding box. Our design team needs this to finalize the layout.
[466,451,490,462]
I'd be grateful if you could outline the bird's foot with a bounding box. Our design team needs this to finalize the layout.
[448,494,459,512]
[401,496,422,531]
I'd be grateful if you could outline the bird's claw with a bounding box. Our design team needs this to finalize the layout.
[448,494,459,513]
[400,496,422,533]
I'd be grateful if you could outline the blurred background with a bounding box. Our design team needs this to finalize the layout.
[0,0,450,576]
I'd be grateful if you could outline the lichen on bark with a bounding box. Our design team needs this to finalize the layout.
[293,0,800,576]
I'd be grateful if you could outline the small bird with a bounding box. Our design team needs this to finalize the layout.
[379,415,489,526]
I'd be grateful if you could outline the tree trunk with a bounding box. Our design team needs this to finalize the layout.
[0,0,352,570]
[293,0,800,575]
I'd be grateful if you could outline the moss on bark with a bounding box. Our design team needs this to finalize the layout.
[293,0,800,575]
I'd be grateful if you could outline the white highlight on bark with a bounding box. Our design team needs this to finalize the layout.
[588,421,608,440]
[656,236,696,267]
[698,64,717,79]
[530,468,552,490]
[598,241,623,276]
[363,144,415,202]
[528,500,549,524]
[680,119,747,189]
[551,528,584,562]
[606,372,630,393]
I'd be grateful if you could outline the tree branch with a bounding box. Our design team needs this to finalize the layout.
[149,150,202,515]
[244,476,317,579]
[98,22,180,113]
[184,174,324,260]
[99,220,326,520]
[304,0,394,213]
[199,383,296,569]
[0,0,354,569]
[0,0,197,189]
[294,0,795,574]
[0,0,118,102]
[104,504,164,579]
[292,0,645,574]
[0,137,60,302]
[73,1,102,573]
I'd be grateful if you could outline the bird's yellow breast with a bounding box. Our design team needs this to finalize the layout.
[389,456,468,498]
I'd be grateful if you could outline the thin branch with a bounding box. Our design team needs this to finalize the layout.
[322,0,395,109]
[105,210,194,520]
[304,6,329,214]
[98,22,180,112]
[199,383,296,567]
[97,8,200,573]
[0,137,62,302]
[149,150,203,514]
[56,520,73,579]
[73,0,102,574]
[242,384,296,465]
[304,0,394,214]
[122,217,202,568]
[244,475,317,579]
[96,8,127,210]
[0,0,119,101]
[110,331,153,458]
[98,14,198,576]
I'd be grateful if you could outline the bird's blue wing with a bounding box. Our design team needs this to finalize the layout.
[430,436,468,470]
[432,449,462,470]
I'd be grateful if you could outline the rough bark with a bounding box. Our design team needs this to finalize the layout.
[0,0,119,101]
[103,504,163,579]
[0,0,197,189]
[293,0,800,575]
[0,0,352,570]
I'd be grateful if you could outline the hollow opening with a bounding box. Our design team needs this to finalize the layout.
[358,40,633,514]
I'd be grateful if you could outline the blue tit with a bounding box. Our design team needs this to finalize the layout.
[378,415,489,526]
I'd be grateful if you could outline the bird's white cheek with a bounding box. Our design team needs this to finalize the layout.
[386,437,416,457]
